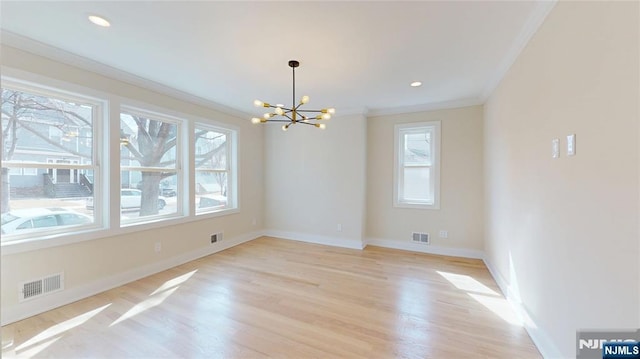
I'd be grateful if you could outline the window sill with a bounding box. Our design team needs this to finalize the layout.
[394,202,440,210]
[1,207,240,255]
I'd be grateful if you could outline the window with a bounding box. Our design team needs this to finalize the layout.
[1,73,241,250]
[194,124,237,214]
[1,81,101,242]
[120,108,181,225]
[394,121,441,209]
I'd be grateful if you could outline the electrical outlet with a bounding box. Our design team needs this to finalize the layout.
[251,218,257,226]
[154,242,162,252]
[439,230,448,239]
[210,232,223,244]
[567,134,576,156]
[337,223,342,232]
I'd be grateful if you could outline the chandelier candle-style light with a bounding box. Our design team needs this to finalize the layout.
[251,60,335,131]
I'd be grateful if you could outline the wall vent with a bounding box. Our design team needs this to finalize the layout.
[210,232,223,244]
[19,272,64,302]
[412,232,430,245]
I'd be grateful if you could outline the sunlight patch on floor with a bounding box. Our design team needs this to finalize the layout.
[149,270,197,296]
[110,270,197,326]
[110,286,179,326]
[436,271,499,296]
[12,304,111,356]
[437,270,526,327]
[468,293,523,326]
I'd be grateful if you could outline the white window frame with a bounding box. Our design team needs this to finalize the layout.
[193,122,238,216]
[1,70,241,255]
[119,106,184,226]
[393,121,441,209]
[1,77,104,242]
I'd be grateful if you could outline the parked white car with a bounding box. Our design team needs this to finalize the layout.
[86,189,167,210]
[1,208,93,235]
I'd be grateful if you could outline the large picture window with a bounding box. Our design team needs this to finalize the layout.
[1,74,241,250]
[1,81,102,242]
[119,108,181,224]
[394,121,441,209]
[194,124,236,214]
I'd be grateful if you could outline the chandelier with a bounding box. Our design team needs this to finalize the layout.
[251,60,335,131]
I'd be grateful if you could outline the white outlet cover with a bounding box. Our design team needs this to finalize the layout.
[439,230,448,238]
[552,139,559,158]
[567,134,575,156]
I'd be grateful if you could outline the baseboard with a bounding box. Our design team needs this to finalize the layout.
[483,256,562,358]
[0,230,262,326]
[263,229,365,250]
[364,237,484,259]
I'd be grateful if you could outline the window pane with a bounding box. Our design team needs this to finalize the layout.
[120,109,181,225]
[120,113,177,168]
[196,171,228,212]
[195,129,227,170]
[403,167,431,202]
[2,88,94,165]
[1,167,96,241]
[120,171,178,222]
[403,131,431,165]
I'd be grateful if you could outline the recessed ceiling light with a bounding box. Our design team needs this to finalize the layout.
[410,81,422,87]
[88,15,110,27]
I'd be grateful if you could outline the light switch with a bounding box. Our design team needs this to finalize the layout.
[552,139,559,158]
[567,134,575,156]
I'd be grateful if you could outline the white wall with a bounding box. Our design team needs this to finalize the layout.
[484,1,639,357]
[0,45,265,323]
[264,114,367,249]
[366,106,484,257]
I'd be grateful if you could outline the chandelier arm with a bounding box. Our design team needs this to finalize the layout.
[296,109,324,113]
[282,114,294,121]
[264,119,292,123]
[298,121,318,126]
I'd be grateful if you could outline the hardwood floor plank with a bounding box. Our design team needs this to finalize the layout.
[2,237,541,358]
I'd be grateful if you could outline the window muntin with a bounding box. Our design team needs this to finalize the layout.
[394,121,440,209]
[194,125,235,214]
[120,109,181,224]
[1,84,100,242]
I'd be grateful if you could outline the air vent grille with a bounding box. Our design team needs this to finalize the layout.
[19,273,64,302]
[412,232,430,244]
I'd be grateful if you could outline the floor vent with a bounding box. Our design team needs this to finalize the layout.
[412,232,430,245]
[19,272,64,302]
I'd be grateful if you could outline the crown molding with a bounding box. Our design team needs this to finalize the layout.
[366,97,484,118]
[480,0,557,101]
[0,30,253,120]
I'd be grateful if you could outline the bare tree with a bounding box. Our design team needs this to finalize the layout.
[120,115,177,216]
[1,89,92,213]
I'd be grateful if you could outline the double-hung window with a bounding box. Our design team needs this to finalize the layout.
[394,121,441,209]
[194,124,237,214]
[1,80,102,242]
[120,108,181,224]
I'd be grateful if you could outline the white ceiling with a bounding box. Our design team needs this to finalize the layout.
[0,1,555,117]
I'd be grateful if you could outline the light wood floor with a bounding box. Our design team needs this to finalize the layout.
[2,237,540,358]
